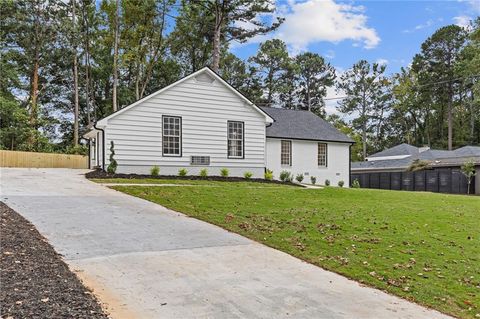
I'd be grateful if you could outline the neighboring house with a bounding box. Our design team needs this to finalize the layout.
[84,67,353,185]
[351,143,480,194]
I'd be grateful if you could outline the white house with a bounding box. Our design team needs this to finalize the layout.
[84,67,353,185]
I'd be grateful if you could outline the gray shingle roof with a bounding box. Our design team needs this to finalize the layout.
[259,107,354,143]
[368,143,419,158]
[352,144,480,171]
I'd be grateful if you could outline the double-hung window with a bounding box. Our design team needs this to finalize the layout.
[227,121,244,158]
[318,143,327,167]
[162,116,181,156]
[281,140,291,166]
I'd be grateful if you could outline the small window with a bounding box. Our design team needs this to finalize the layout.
[281,140,291,166]
[227,121,244,158]
[163,116,181,156]
[318,143,327,167]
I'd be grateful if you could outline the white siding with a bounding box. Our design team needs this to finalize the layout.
[104,74,267,177]
[266,138,350,186]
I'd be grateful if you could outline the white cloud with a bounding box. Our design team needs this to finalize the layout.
[278,0,380,51]
[403,19,434,33]
[375,58,388,66]
[453,15,471,28]
[240,0,380,52]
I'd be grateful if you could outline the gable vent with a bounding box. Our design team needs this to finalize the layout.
[195,73,215,83]
[190,156,210,166]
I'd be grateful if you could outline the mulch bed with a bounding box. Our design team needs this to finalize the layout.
[86,169,301,186]
[0,202,109,319]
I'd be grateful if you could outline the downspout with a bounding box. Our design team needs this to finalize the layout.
[87,139,91,169]
[93,122,105,171]
[349,144,352,187]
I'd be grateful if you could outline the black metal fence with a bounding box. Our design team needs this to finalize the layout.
[351,167,475,194]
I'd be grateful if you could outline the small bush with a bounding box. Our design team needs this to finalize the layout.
[150,166,160,176]
[264,169,273,181]
[244,171,253,179]
[220,168,229,177]
[325,179,330,186]
[199,168,208,177]
[352,179,360,188]
[338,180,344,187]
[310,176,316,185]
[279,170,292,182]
[295,174,304,183]
[178,168,188,176]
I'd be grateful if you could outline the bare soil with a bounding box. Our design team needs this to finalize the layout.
[0,202,109,319]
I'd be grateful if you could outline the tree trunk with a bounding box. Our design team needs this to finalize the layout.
[72,0,79,147]
[211,0,222,73]
[83,0,91,125]
[307,81,311,111]
[112,0,120,112]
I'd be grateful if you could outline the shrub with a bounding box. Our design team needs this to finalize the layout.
[338,180,345,187]
[352,179,360,188]
[295,173,304,183]
[178,168,188,176]
[244,171,253,179]
[199,168,208,178]
[220,168,229,177]
[107,141,117,174]
[310,176,316,185]
[279,170,292,182]
[264,169,273,181]
[150,166,160,176]
[325,179,330,186]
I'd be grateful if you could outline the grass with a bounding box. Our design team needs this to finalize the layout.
[111,182,480,318]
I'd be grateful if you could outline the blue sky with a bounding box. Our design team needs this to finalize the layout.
[231,0,479,75]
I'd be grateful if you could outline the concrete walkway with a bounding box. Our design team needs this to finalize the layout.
[0,168,451,319]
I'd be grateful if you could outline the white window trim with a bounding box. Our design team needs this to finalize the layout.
[162,115,182,157]
[318,142,328,167]
[281,140,292,166]
[227,121,244,159]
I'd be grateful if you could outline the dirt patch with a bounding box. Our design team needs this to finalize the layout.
[86,169,301,186]
[0,202,109,319]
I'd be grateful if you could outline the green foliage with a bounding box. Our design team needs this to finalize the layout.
[244,171,253,179]
[325,179,330,186]
[107,141,118,174]
[116,181,480,319]
[310,176,316,185]
[150,166,160,176]
[199,168,208,178]
[338,180,344,187]
[461,159,477,194]
[407,159,430,172]
[352,179,361,188]
[279,170,292,182]
[220,168,229,177]
[264,169,273,181]
[295,173,304,183]
[178,168,188,176]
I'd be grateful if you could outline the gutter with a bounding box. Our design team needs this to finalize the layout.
[93,122,105,171]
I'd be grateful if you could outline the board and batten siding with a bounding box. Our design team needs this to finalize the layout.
[103,75,267,177]
[265,138,350,186]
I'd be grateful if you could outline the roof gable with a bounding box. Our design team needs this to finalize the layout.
[97,67,273,126]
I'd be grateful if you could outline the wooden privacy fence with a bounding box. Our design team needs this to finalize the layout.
[0,150,88,169]
[351,167,475,195]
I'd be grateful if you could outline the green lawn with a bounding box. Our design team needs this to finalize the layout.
[111,182,480,318]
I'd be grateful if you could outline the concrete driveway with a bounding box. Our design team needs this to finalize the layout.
[0,168,451,319]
